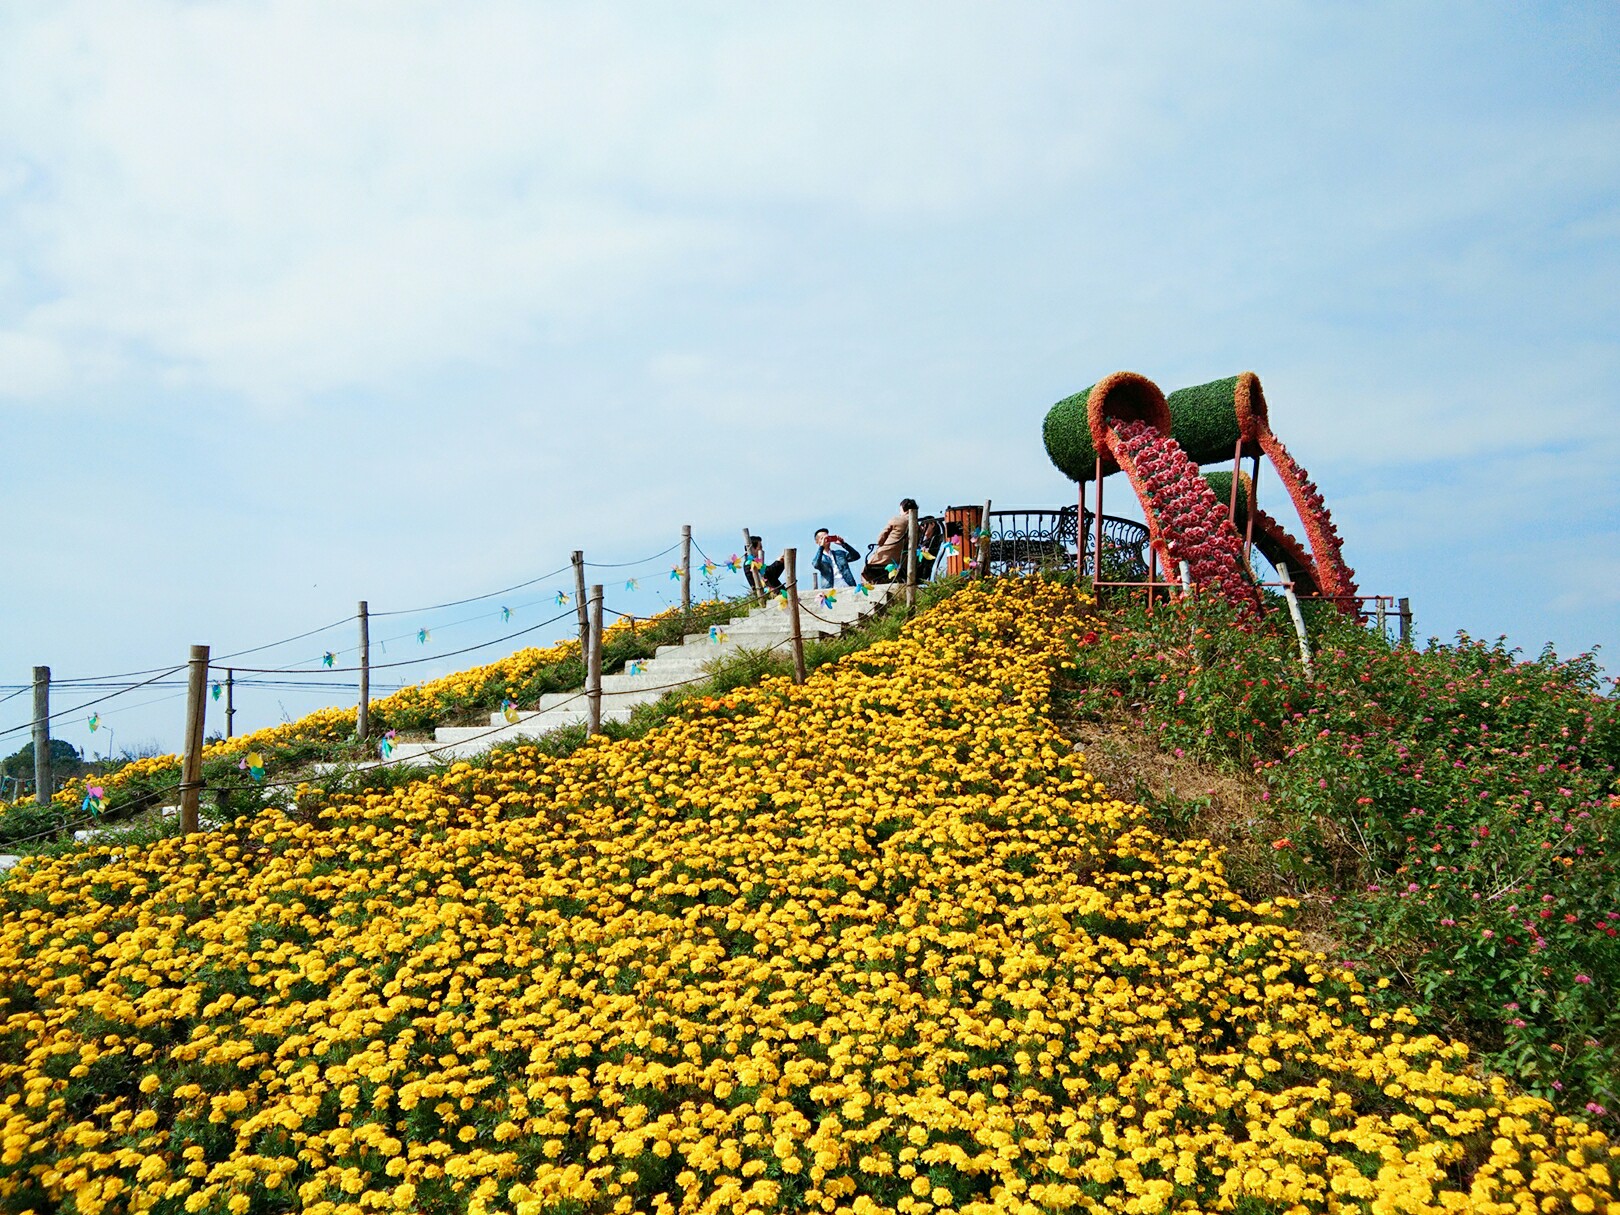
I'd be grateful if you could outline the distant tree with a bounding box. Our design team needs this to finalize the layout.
[1,739,82,778]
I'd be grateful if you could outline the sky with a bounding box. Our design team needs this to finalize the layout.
[1,2,1616,758]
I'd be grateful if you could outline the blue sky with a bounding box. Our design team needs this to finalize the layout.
[2,3,1616,757]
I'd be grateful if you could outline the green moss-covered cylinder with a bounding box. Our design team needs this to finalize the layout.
[1165,372,1269,465]
[1043,388,1100,481]
[1043,372,1171,480]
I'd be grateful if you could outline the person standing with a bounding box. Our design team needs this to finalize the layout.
[863,498,916,584]
[812,528,860,588]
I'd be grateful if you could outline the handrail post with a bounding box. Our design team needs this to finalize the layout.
[31,666,49,807]
[587,585,604,735]
[786,549,807,685]
[180,645,210,834]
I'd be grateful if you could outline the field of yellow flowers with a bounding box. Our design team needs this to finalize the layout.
[0,579,1614,1214]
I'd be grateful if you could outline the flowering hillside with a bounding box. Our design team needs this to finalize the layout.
[0,580,1614,1214]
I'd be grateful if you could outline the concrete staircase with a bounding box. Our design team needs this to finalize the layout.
[380,583,893,767]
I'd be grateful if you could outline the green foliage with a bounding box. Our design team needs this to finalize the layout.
[1042,385,1100,482]
[1166,376,1244,466]
[1061,598,1620,1115]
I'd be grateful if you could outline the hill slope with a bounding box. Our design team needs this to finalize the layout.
[0,579,1613,1214]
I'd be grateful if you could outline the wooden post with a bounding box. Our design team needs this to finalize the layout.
[179,645,209,834]
[1277,562,1314,676]
[587,585,604,735]
[785,548,807,685]
[1398,597,1412,647]
[31,666,49,807]
[680,525,692,616]
[904,506,919,615]
[976,498,991,581]
[572,551,590,671]
[1375,599,1387,642]
[356,600,370,741]
[225,669,235,739]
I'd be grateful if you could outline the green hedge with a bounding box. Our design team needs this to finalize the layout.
[1166,376,1245,466]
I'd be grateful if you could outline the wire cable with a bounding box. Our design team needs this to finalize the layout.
[218,608,578,676]
[0,666,189,743]
[369,564,574,618]
[582,542,683,570]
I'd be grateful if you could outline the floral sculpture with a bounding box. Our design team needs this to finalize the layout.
[1073,372,1262,612]
[1167,373,1359,609]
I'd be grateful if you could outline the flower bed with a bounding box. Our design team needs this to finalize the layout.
[0,579,1612,1214]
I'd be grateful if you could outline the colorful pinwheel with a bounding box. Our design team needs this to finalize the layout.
[501,606,512,622]
[701,561,718,578]
[322,652,335,668]
[709,626,728,644]
[628,659,646,676]
[819,591,837,608]
[555,591,570,607]
[726,555,743,573]
[938,539,959,558]
[379,730,397,759]
[626,578,639,592]
[669,566,684,581]
[82,785,105,815]
[501,697,520,724]
[856,582,872,596]
[240,752,265,781]
[211,682,222,702]
[884,562,899,577]
[87,713,100,733]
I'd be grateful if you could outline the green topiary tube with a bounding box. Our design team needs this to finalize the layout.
[1165,372,1269,466]
[1042,371,1171,480]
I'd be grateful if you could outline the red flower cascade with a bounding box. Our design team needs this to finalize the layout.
[1108,419,1263,615]
[1257,430,1359,611]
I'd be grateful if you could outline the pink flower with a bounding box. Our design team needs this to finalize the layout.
[1575,974,1592,984]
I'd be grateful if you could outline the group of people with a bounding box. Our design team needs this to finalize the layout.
[745,498,926,595]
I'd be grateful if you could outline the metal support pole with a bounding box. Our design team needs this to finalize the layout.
[785,549,807,685]
[976,498,991,581]
[904,507,919,616]
[1399,597,1412,647]
[1228,437,1244,526]
[680,525,692,616]
[1244,452,1260,567]
[1093,457,1106,595]
[356,601,370,741]
[587,585,604,735]
[1375,599,1387,642]
[572,551,589,672]
[225,669,235,739]
[179,645,209,834]
[31,666,49,806]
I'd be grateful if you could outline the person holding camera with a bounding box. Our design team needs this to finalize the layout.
[812,528,860,588]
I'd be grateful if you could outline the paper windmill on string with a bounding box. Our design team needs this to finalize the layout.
[669,566,684,581]
[819,591,837,608]
[240,752,265,782]
[938,539,959,559]
[856,582,872,596]
[708,626,728,644]
[501,697,521,724]
[628,659,646,675]
[322,652,335,668]
[976,526,992,541]
[379,730,397,760]
[701,561,718,578]
[501,606,512,623]
[625,578,639,591]
[82,785,106,816]
[555,591,570,607]
[884,562,899,577]
[211,682,222,702]
[749,555,764,570]
[726,555,743,573]
[88,712,100,733]
[776,589,790,607]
